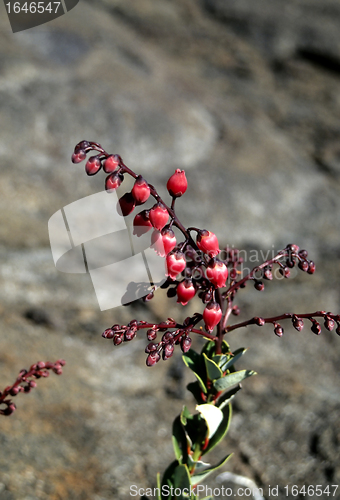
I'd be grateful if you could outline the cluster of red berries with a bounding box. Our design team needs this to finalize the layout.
[73,141,339,365]
[0,360,66,416]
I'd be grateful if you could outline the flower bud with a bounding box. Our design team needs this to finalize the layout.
[113,335,123,345]
[206,259,228,288]
[197,230,220,257]
[324,317,335,331]
[279,267,291,278]
[163,344,174,360]
[254,317,265,326]
[151,227,177,257]
[102,328,115,339]
[105,172,123,192]
[203,301,222,332]
[166,251,187,280]
[274,324,284,337]
[254,281,264,291]
[167,169,188,197]
[72,150,86,163]
[117,192,136,216]
[85,156,102,176]
[131,175,151,205]
[133,210,152,236]
[307,261,316,274]
[103,154,120,174]
[149,203,169,231]
[176,279,196,305]
[146,352,161,366]
[147,329,157,341]
[298,260,309,272]
[292,316,304,331]
[311,321,321,335]
[180,336,192,353]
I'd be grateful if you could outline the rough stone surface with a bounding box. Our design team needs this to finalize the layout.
[0,0,339,499]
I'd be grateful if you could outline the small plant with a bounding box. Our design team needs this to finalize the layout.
[71,140,339,499]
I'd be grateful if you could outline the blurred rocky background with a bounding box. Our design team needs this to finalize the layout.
[0,0,340,498]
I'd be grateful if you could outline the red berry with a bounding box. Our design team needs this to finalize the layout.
[131,175,151,205]
[85,156,102,176]
[105,172,123,191]
[149,203,169,231]
[206,259,228,288]
[176,279,196,305]
[133,210,152,236]
[166,251,187,280]
[197,230,220,257]
[167,169,188,197]
[72,150,86,163]
[103,154,120,174]
[203,301,222,333]
[117,192,136,216]
[151,227,177,257]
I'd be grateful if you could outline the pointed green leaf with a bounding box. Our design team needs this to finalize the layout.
[201,340,216,357]
[182,352,207,394]
[216,385,241,410]
[196,404,223,439]
[172,415,187,463]
[214,370,256,392]
[203,353,223,381]
[220,348,248,372]
[203,404,232,455]
[191,454,232,485]
[161,461,177,500]
[186,382,205,404]
[173,464,191,491]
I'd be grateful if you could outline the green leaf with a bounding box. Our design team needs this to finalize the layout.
[182,352,207,394]
[191,454,232,485]
[173,464,191,491]
[172,415,187,463]
[196,404,223,439]
[201,340,216,357]
[186,382,205,404]
[214,370,256,392]
[203,353,223,381]
[220,348,248,372]
[202,404,232,455]
[216,385,241,410]
[161,461,177,500]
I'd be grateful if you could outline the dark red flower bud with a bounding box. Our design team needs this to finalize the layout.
[113,335,123,345]
[147,329,157,341]
[124,328,136,341]
[166,251,187,280]
[85,156,102,176]
[167,169,188,197]
[203,301,222,332]
[197,230,220,257]
[75,140,90,152]
[292,316,304,331]
[36,361,46,369]
[229,269,237,280]
[105,172,123,192]
[102,328,115,339]
[274,324,284,337]
[176,279,196,305]
[149,203,169,231]
[254,317,265,326]
[146,352,161,366]
[103,154,120,174]
[307,261,316,274]
[206,259,228,288]
[131,175,151,205]
[298,249,308,259]
[180,336,192,353]
[232,305,240,316]
[145,343,158,353]
[254,281,264,291]
[151,227,177,257]
[72,150,86,163]
[298,260,309,272]
[287,244,299,253]
[324,317,335,331]
[117,192,136,216]
[133,210,152,236]
[311,321,321,335]
[263,268,273,280]
[279,267,291,278]
[163,344,174,359]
